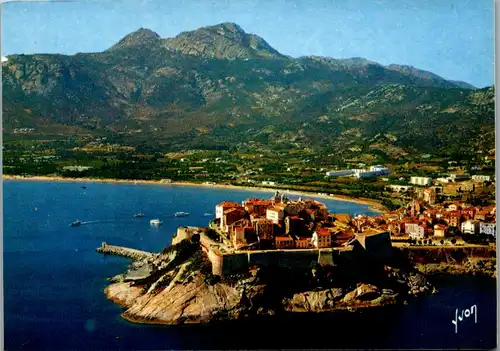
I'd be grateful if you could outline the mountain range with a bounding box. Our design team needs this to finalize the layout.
[2,22,494,159]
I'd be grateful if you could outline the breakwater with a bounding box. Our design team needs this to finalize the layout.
[96,242,154,260]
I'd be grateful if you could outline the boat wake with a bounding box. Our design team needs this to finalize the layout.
[79,219,115,225]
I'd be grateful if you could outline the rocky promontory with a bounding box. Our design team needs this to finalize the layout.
[101,236,439,325]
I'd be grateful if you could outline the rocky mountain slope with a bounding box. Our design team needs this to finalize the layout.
[2,22,494,157]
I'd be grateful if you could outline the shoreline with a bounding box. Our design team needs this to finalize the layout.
[2,174,385,212]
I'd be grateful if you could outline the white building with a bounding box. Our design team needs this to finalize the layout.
[405,222,426,239]
[461,220,480,235]
[62,166,92,172]
[354,171,380,179]
[472,175,492,182]
[370,165,391,175]
[266,207,284,224]
[479,222,496,237]
[325,170,353,177]
[410,177,433,186]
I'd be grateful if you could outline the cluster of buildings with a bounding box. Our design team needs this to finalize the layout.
[325,165,390,179]
[212,183,496,253]
[380,199,496,241]
[214,192,363,250]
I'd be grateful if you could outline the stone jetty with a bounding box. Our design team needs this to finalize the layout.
[96,242,154,261]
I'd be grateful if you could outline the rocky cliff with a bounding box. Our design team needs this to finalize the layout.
[101,237,440,325]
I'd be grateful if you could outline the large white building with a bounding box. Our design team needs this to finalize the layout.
[405,222,426,239]
[479,222,496,237]
[410,177,433,186]
[370,165,391,175]
[354,171,381,179]
[461,220,480,235]
[472,175,492,182]
[325,170,354,177]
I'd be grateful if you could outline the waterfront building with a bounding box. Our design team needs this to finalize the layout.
[479,222,496,237]
[275,235,295,249]
[216,201,242,219]
[294,236,312,249]
[433,224,448,237]
[405,221,425,239]
[461,220,480,235]
[312,228,332,248]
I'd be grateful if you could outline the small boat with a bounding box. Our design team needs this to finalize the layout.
[150,219,162,225]
[81,186,86,189]
[203,212,212,216]
[134,213,145,218]
[70,220,82,227]
[175,212,190,217]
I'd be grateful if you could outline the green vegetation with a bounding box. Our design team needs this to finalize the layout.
[2,23,495,204]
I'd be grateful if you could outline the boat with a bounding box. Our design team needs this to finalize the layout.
[134,213,145,218]
[175,212,190,217]
[81,186,86,189]
[150,219,162,225]
[70,220,82,227]
[203,212,212,216]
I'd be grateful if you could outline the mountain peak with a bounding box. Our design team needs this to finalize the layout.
[163,22,285,60]
[205,22,246,34]
[110,28,161,50]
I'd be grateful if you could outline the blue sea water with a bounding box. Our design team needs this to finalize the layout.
[3,180,497,350]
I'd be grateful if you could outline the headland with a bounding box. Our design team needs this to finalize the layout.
[97,193,496,325]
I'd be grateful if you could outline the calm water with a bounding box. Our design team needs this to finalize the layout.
[3,180,497,350]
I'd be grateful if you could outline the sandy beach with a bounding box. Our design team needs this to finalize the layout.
[2,174,385,212]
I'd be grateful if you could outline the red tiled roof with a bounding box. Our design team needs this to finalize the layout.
[218,201,242,208]
[316,228,330,235]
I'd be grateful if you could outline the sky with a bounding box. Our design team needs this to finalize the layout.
[1,0,494,88]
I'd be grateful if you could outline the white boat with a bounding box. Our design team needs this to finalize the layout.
[150,219,162,225]
[175,212,189,217]
[203,212,212,216]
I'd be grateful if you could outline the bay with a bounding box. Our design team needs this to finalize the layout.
[3,180,497,350]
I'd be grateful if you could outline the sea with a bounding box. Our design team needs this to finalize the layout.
[3,180,497,350]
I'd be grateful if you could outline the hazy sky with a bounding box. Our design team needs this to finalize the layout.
[1,0,494,87]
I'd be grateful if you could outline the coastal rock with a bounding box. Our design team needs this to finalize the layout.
[284,288,344,312]
[114,274,242,324]
[342,284,380,303]
[105,282,144,307]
